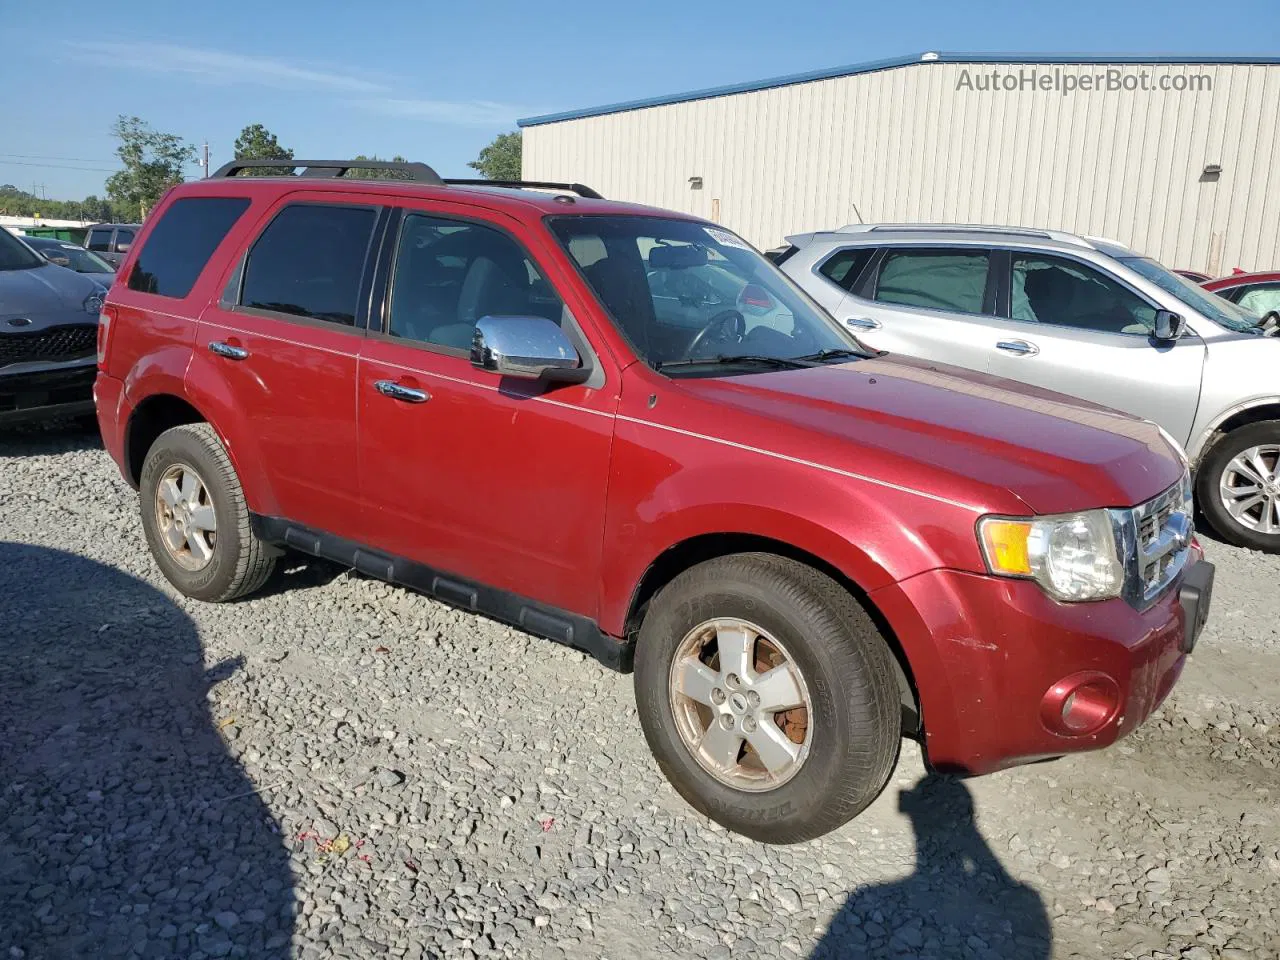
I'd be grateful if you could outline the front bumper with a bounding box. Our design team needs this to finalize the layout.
[871,560,1209,776]
[0,361,97,425]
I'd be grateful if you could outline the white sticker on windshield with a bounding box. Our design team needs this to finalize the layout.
[704,227,751,250]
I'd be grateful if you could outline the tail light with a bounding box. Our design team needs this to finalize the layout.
[97,304,116,368]
[739,284,774,310]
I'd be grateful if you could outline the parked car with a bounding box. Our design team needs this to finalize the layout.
[1203,270,1280,318]
[95,161,1210,843]
[0,227,105,425]
[1174,269,1215,283]
[84,222,142,268]
[22,235,116,280]
[778,223,1280,552]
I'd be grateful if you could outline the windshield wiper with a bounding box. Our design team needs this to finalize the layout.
[792,347,873,364]
[656,354,815,372]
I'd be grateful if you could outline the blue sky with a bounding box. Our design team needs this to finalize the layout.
[3,0,1278,201]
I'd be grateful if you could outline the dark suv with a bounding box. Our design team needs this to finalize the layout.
[85,222,142,268]
[95,160,1212,843]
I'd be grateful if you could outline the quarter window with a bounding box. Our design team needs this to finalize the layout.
[240,204,377,327]
[386,213,564,351]
[113,229,135,252]
[1011,254,1156,334]
[1236,284,1280,316]
[87,228,113,252]
[818,248,875,291]
[874,249,990,314]
[127,197,250,298]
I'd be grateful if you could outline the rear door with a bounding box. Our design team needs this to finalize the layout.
[356,202,616,618]
[832,245,998,373]
[985,250,1205,443]
[196,197,381,537]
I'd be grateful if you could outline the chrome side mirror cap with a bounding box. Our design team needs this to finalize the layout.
[1153,309,1187,342]
[470,315,588,383]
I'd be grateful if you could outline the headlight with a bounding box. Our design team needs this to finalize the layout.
[978,510,1123,602]
[83,292,105,316]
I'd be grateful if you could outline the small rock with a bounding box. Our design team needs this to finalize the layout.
[775,888,802,913]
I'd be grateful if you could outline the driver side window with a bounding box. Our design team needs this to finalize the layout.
[386,214,564,352]
[1010,254,1156,335]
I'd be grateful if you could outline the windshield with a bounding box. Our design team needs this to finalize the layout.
[34,241,114,274]
[548,216,862,373]
[1120,256,1260,333]
[0,230,46,271]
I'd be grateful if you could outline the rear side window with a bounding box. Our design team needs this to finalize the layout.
[818,248,875,291]
[875,249,990,314]
[87,228,112,252]
[128,198,250,298]
[114,229,135,252]
[240,204,377,327]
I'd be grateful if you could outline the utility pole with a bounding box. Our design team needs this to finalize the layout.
[200,142,211,179]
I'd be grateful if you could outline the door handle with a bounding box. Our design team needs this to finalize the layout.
[844,317,882,330]
[374,380,430,404]
[209,340,249,361]
[996,339,1039,357]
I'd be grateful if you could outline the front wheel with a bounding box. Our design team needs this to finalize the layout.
[633,553,901,843]
[1198,421,1280,552]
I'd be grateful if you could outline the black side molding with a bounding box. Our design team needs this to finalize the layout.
[251,515,633,672]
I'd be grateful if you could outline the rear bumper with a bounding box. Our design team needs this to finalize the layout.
[0,361,97,425]
[94,372,132,482]
[871,564,1198,776]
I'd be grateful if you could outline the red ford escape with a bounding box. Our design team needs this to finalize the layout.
[95,160,1213,843]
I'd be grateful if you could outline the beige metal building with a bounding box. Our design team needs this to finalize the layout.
[520,52,1280,274]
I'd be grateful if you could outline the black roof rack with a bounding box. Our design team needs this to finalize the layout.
[443,179,603,200]
[210,159,445,185]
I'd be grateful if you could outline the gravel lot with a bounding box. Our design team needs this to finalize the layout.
[2,423,1278,960]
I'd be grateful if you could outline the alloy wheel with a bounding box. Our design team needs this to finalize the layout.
[1218,444,1280,534]
[154,462,217,571]
[668,618,813,792]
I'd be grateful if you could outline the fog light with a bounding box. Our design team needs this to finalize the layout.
[1040,672,1121,736]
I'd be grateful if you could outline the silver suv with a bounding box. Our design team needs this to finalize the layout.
[778,224,1280,552]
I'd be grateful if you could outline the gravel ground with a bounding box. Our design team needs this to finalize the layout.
[2,423,1278,960]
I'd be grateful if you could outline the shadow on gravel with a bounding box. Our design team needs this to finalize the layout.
[0,543,294,959]
[811,775,1051,960]
[0,418,103,458]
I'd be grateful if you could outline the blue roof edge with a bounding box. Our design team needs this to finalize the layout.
[517,51,1280,127]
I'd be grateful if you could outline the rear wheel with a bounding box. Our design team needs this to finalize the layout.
[1198,421,1280,552]
[633,553,901,843]
[139,423,277,601]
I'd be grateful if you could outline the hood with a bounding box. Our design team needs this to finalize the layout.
[0,264,99,319]
[676,355,1183,515]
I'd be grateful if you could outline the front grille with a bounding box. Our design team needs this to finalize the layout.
[0,325,97,367]
[1120,472,1193,610]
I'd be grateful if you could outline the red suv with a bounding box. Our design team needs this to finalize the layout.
[95,160,1213,843]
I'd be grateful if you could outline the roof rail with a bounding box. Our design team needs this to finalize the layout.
[443,179,604,200]
[210,159,445,185]
[833,222,1094,248]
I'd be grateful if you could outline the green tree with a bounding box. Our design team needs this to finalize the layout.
[233,123,294,176]
[105,116,195,219]
[346,154,413,180]
[467,131,521,181]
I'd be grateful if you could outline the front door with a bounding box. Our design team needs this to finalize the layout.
[835,246,998,374]
[196,197,380,536]
[356,204,616,619]
[986,251,1206,445]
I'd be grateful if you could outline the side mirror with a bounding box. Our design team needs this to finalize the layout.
[470,315,589,383]
[1153,309,1187,342]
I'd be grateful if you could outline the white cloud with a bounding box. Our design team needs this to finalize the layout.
[359,98,525,127]
[65,40,389,94]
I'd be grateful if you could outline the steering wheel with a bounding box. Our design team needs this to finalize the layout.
[685,308,746,359]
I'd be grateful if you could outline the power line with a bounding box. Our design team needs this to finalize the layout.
[0,160,119,173]
[0,152,118,163]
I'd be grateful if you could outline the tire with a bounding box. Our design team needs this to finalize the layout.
[139,423,277,601]
[633,553,901,843]
[1197,421,1280,552]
